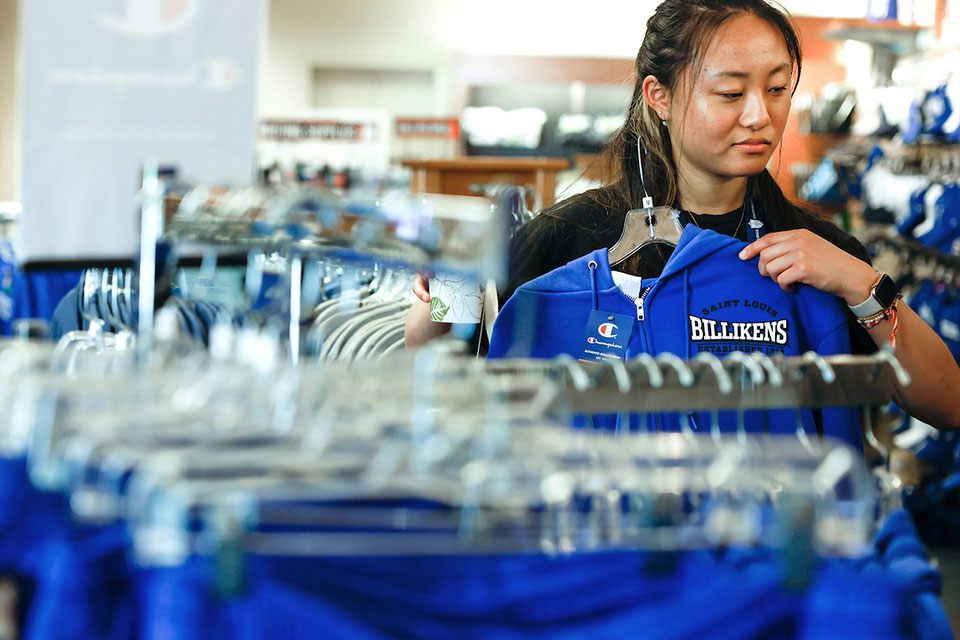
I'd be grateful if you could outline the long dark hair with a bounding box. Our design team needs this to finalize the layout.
[593,0,806,230]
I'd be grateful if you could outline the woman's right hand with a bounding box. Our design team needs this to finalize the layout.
[413,274,431,304]
[406,274,452,348]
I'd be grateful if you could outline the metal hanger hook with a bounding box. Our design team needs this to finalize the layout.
[636,135,652,206]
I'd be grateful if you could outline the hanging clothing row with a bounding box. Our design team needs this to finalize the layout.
[902,80,960,144]
[147,185,504,361]
[50,259,412,363]
[0,337,951,640]
[860,230,960,549]
[306,267,413,362]
[49,266,255,350]
[45,184,503,362]
[864,231,960,362]
[798,141,960,548]
[855,143,960,556]
[856,144,960,255]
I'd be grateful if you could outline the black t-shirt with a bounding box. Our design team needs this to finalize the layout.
[683,206,750,241]
[499,188,877,355]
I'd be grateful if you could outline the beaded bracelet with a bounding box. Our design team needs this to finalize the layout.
[856,294,902,329]
[856,294,903,349]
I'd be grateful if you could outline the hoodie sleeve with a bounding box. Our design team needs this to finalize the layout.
[488,288,549,359]
[487,288,523,359]
[489,287,590,360]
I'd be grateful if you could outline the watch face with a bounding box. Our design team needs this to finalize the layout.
[874,275,900,308]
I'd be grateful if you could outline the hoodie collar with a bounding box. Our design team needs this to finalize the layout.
[588,222,756,307]
[656,225,745,282]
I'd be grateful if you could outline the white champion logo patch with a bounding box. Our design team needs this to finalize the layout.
[598,322,618,338]
[748,219,765,229]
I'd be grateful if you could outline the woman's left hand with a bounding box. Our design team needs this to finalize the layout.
[738,229,877,306]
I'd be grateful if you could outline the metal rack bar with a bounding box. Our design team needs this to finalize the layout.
[486,352,905,413]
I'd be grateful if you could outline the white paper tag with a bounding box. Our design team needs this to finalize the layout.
[429,274,482,324]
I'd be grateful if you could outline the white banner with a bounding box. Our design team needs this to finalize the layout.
[17,0,262,263]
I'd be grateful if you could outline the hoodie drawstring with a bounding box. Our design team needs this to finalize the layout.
[684,268,701,431]
[588,260,599,310]
[684,269,692,361]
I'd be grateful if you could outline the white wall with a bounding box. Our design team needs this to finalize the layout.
[261,0,874,119]
[313,68,435,114]
[0,0,20,201]
[259,0,667,117]
[261,0,460,118]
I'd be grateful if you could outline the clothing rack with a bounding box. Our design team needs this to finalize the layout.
[487,352,906,414]
[873,140,960,176]
[136,172,507,364]
[821,138,959,172]
[0,340,882,560]
[1,338,951,639]
[860,224,960,287]
[160,185,505,274]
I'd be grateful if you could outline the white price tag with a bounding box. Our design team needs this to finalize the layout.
[429,275,482,324]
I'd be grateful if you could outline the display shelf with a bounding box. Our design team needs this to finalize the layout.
[400,157,570,210]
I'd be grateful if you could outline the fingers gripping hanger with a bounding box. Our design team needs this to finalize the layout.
[608,137,684,270]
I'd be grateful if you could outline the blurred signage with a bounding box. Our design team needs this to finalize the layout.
[395,118,460,139]
[259,120,377,142]
[17,0,262,263]
[96,0,202,38]
[868,0,898,20]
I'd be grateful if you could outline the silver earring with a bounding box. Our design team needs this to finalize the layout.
[659,113,667,127]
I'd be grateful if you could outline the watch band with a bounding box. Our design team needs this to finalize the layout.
[849,290,885,318]
[849,273,898,319]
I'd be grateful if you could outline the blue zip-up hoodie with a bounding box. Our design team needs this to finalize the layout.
[489,225,862,449]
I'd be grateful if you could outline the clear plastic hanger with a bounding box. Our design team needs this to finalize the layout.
[608,138,684,271]
[4,340,889,567]
[119,423,876,564]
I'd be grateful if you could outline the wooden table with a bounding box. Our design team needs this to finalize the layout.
[400,157,570,210]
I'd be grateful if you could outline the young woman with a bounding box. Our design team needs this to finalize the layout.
[406,0,960,429]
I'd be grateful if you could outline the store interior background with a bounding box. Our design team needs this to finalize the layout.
[1,0,958,208]
[259,0,958,206]
[0,0,957,634]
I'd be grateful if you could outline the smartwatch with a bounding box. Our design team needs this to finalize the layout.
[848,273,900,318]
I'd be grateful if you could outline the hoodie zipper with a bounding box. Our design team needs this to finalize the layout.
[616,281,657,431]
[622,285,657,431]
[622,285,653,344]
[634,286,653,321]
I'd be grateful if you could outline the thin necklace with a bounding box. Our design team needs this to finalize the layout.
[687,201,747,238]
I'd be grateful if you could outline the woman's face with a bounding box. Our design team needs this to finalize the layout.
[668,13,794,184]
